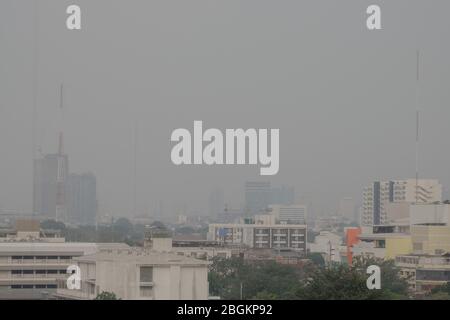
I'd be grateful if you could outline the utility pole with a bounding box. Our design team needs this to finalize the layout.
[240,282,243,300]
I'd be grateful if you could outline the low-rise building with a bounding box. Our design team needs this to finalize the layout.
[0,241,128,300]
[0,218,128,299]
[351,226,412,260]
[410,224,450,255]
[55,249,210,300]
[207,222,306,253]
[396,253,450,294]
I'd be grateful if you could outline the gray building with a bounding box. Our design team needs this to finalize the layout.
[270,185,295,206]
[245,181,271,215]
[68,173,97,226]
[33,154,69,221]
[245,182,295,215]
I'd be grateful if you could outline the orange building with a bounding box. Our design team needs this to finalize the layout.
[345,227,361,264]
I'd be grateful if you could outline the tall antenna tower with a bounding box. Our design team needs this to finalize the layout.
[415,50,420,204]
[133,120,138,217]
[32,0,39,160]
[55,84,67,221]
[32,0,39,215]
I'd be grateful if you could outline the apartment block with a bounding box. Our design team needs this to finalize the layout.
[207,223,306,253]
[361,179,442,227]
[396,253,450,294]
[0,241,128,299]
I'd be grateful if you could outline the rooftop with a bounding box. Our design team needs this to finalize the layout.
[0,242,129,254]
[75,249,211,266]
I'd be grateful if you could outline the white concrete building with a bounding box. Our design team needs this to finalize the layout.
[55,249,210,300]
[409,203,450,226]
[361,179,442,228]
[207,222,306,253]
[0,241,128,299]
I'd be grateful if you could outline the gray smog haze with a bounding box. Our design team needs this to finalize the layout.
[1,0,450,218]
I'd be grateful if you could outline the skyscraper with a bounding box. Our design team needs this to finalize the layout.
[270,185,295,205]
[245,181,271,215]
[67,173,97,226]
[33,154,69,221]
[245,182,296,215]
[361,179,442,227]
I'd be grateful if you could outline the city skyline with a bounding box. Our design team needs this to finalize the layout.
[1,0,450,219]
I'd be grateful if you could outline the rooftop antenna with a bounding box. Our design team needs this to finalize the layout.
[55,84,66,222]
[32,0,39,160]
[133,120,138,217]
[32,0,39,216]
[415,50,420,204]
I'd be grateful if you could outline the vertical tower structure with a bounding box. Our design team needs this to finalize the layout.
[55,84,67,221]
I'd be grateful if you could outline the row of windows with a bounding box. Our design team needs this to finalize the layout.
[11,270,66,275]
[11,284,57,289]
[11,256,72,260]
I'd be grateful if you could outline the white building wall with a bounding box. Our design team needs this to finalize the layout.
[410,203,450,225]
[153,266,171,299]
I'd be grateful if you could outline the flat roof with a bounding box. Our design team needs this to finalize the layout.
[0,242,129,255]
[75,249,210,266]
[359,233,410,240]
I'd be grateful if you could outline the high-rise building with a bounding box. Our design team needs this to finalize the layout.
[361,179,442,227]
[270,185,295,206]
[67,173,97,226]
[33,154,69,221]
[245,181,271,215]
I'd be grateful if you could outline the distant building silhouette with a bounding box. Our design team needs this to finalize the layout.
[33,154,69,221]
[245,181,295,215]
[245,181,271,215]
[67,173,97,226]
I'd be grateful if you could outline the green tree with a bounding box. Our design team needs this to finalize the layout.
[208,257,304,300]
[295,257,409,300]
[94,291,119,300]
[352,256,410,296]
[113,218,133,235]
[427,282,450,299]
[307,252,326,268]
[41,219,66,231]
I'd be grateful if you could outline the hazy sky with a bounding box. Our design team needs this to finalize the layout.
[1,0,450,217]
